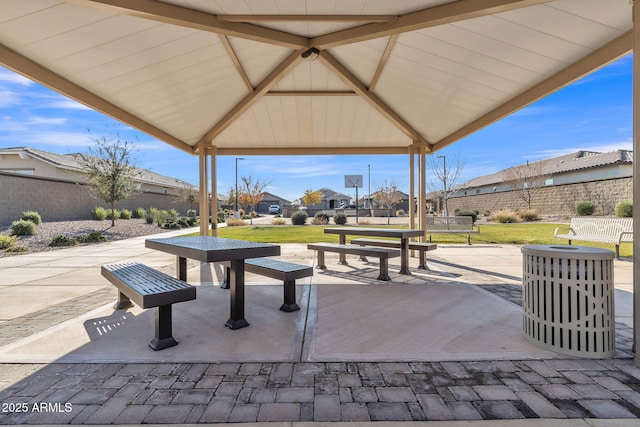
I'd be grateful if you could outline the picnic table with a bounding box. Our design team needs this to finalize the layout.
[145,236,280,329]
[324,227,424,275]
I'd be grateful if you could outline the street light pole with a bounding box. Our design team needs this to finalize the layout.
[235,157,244,216]
[437,155,447,215]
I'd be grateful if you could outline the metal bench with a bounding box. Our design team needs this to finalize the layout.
[101,262,196,351]
[307,243,400,281]
[220,258,313,312]
[554,217,633,258]
[350,238,437,270]
[426,216,480,245]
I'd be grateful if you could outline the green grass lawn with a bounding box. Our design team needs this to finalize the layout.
[186,222,633,258]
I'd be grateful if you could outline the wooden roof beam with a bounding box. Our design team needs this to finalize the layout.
[0,43,193,154]
[319,51,432,152]
[312,0,553,49]
[433,30,633,152]
[198,50,305,147]
[217,15,398,23]
[219,35,254,92]
[76,0,309,49]
[369,35,398,92]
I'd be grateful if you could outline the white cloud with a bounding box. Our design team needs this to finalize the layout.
[0,70,33,86]
[529,138,633,160]
[46,99,92,110]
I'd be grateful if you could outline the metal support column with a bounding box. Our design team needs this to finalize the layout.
[198,146,209,236]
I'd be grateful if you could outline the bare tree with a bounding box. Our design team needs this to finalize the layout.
[374,178,403,224]
[429,152,466,216]
[500,160,548,209]
[76,132,139,226]
[239,176,270,224]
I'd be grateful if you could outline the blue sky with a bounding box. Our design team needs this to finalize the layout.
[0,54,633,203]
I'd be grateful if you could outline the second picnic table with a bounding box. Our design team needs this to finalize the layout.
[324,227,424,275]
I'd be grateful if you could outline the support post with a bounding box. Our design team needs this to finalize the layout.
[210,146,218,236]
[633,0,640,364]
[198,145,209,236]
[418,142,427,241]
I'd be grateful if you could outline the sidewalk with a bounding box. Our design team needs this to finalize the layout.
[0,225,639,425]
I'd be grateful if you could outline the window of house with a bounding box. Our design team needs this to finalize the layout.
[545,178,553,186]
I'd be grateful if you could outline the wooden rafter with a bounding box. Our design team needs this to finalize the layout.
[219,35,254,92]
[265,91,357,96]
[0,43,193,153]
[213,147,409,155]
[318,51,432,151]
[198,50,305,147]
[217,15,398,23]
[369,35,398,92]
[433,30,633,152]
[79,0,308,49]
[312,0,553,49]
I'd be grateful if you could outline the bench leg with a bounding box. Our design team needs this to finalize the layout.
[220,265,231,289]
[417,250,429,270]
[377,258,391,281]
[150,304,178,351]
[280,279,300,312]
[467,233,471,245]
[114,291,134,310]
[316,250,327,269]
[226,259,250,330]
[615,244,620,259]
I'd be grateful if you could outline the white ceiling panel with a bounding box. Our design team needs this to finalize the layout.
[0,0,632,153]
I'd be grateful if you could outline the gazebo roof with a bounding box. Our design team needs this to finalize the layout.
[0,1,632,156]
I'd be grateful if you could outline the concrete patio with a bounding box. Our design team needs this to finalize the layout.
[0,225,639,425]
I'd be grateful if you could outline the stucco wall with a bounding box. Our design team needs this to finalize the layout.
[0,172,194,226]
[447,177,632,216]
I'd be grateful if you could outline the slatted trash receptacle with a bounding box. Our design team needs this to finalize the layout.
[521,245,615,358]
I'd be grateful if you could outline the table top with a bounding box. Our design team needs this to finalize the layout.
[324,227,424,239]
[146,236,280,263]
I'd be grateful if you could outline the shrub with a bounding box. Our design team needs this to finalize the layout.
[217,212,226,223]
[489,209,519,223]
[49,235,79,247]
[0,235,17,250]
[226,218,247,226]
[120,209,132,219]
[145,209,156,224]
[92,206,107,221]
[21,211,42,225]
[396,209,405,217]
[518,209,539,222]
[132,207,146,219]
[576,201,596,216]
[10,219,37,236]
[333,212,347,225]
[106,209,121,220]
[291,210,308,225]
[455,210,477,223]
[156,210,170,226]
[483,210,491,217]
[271,218,286,225]
[615,200,633,218]
[313,212,331,225]
[187,209,197,218]
[78,232,106,243]
[6,246,28,253]
[168,209,179,218]
[161,218,183,229]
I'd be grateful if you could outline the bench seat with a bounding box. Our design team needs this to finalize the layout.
[426,216,479,245]
[221,258,313,312]
[307,243,400,281]
[554,217,633,258]
[350,238,437,269]
[101,262,196,351]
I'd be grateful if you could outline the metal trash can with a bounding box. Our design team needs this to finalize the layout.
[521,245,615,358]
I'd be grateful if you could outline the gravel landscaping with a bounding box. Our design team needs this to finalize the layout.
[0,218,179,257]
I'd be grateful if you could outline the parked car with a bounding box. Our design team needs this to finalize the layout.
[268,205,281,214]
[340,204,363,209]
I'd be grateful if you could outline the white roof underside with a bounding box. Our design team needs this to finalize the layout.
[0,0,632,155]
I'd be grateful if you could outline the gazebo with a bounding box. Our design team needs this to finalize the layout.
[1,0,638,364]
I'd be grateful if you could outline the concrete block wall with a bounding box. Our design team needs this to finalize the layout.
[1,173,194,226]
[447,177,632,217]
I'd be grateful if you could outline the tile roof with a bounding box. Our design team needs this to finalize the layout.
[461,150,632,188]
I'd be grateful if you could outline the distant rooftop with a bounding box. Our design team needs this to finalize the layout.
[462,150,633,189]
